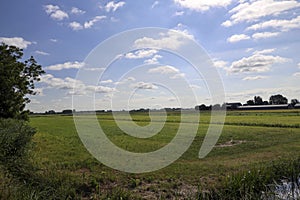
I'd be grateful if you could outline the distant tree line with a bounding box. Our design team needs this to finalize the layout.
[195,94,299,111]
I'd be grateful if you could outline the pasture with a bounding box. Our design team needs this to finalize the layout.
[2,110,300,199]
[26,110,300,199]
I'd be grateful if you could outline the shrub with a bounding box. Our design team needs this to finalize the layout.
[0,118,36,178]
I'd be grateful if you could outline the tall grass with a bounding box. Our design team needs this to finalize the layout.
[198,158,300,200]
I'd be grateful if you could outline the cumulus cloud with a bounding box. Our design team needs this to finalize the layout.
[44,4,68,21]
[213,59,228,68]
[134,30,192,50]
[173,0,233,12]
[227,34,250,43]
[0,37,31,49]
[222,0,300,27]
[41,74,83,90]
[228,51,288,73]
[242,75,268,81]
[84,16,106,29]
[69,16,106,31]
[170,73,185,79]
[35,50,49,56]
[173,23,195,40]
[46,61,85,70]
[50,39,58,43]
[105,1,125,12]
[252,32,280,40]
[69,22,83,30]
[71,7,86,15]
[247,16,300,32]
[124,49,158,59]
[41,74,116,95]
[144,54,162,65]
[132,82,158,90]
[148,65,180,74]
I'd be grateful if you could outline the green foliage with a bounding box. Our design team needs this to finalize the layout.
[269,94,288,105]
[0,43,45,120]
[200,158,300,200]
[0,118,81,199]
[0,119,35,174]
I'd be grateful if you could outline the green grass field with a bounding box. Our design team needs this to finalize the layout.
[18,110,299,199]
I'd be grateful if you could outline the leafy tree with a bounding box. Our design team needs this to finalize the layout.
[263,101,269,105]
[0,43,44,120]
[247,100,255,105]
[269,94,288,105]
[291,99,299,106]
[254,96,263,105]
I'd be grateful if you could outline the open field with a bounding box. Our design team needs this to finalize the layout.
[2,110,300,199]
[26,110,300,198]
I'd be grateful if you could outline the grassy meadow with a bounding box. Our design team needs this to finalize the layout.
[2,110,300,199]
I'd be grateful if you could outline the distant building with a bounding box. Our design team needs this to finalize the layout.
[234,104,293,110]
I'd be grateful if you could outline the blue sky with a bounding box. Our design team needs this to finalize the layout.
[0,0,300,112]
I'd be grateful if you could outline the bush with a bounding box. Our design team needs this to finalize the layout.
[0,119,35,160]
[0,118,36,180]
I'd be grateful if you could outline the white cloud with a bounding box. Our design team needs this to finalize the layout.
[41,74,116,95]
[227,34,250,43]
[144,54,162,65]
[253,48,275,55]
[252,32,280,40]
[44,4,68,21]
[247,16,300,32]
[84,16,106,29]
[189,84,201,89]
[93,86,116,93]
[41,74,83,90]
[228,51,288,73]
[132,82,158,90]
[152,1,159,8]
[50,39,58,43]
[174,11,184,16]
[71,7,86,15]
[148,65,180,74]
[174,0,233,12]
[298,63,300,69]
[213,59,228,68]
[246,48,254,53]
[174,23,195,40]
[32,88,44,96]
[134,30,192,50]
[293,72,300,77]
[105,1,125,12]
[46,61,85,70]
[170,73,185,79]
[35,50,50,56]
[69,16,106,31]
[0,37,31,49]
[125,49,158,59]
[100,79,113,84]
[222,0,300,26]
[242,75,268,81]
[221,20,232,27]
[69,22,83,30]
[44,5,59,14]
